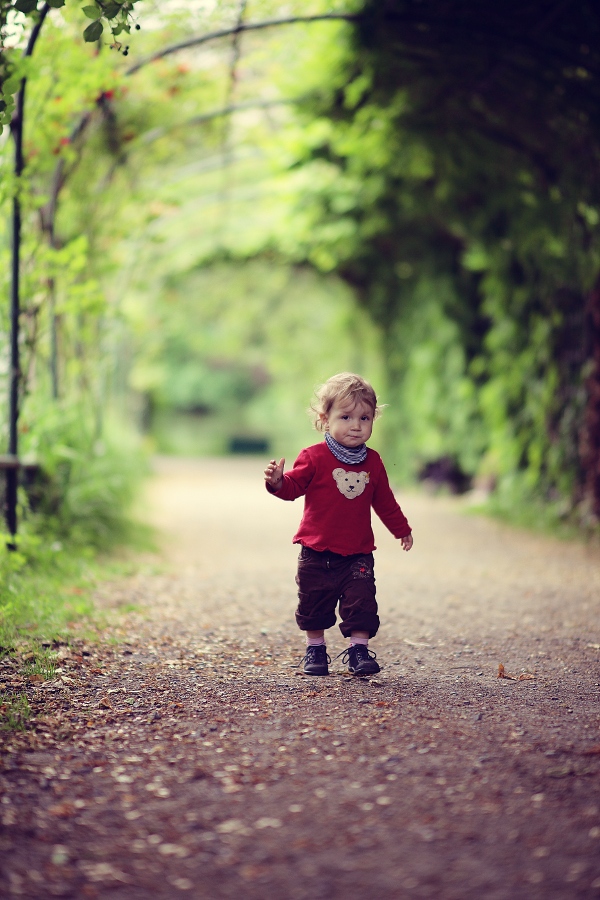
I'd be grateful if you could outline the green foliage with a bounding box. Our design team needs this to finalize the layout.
[128,259,383,456]
[14,0,39,13]
[0,2,149,548]
[82,19,103,41]
[0,0,143,133]
[0,694,30,731]
[0,529,95,651]
[22,649,56,678]
[242,0,600,528]
[474,479,582,540]
[18,400,149,549]
[2,0,597,549]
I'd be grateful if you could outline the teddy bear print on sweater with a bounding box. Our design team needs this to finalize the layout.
[332,468,370,499]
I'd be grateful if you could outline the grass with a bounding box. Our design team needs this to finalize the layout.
[466,484,600,544]
[0,520,157,732]
[0,694,31,731]
[0,523,155,732]
[21,650,57,680]
[0,519,156,658]
[0,532,96,654]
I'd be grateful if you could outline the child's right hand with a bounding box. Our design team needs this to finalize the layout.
[264,458,285,490]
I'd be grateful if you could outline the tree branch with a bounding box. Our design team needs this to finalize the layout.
[24,2,50,58]
[44,12,358,241]
[125,13,360,75]
[137,98,298,146]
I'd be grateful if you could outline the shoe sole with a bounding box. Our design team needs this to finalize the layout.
[303,669,329,676]
[348,668,380,676]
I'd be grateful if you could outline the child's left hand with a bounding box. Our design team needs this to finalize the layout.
[401,534,413,551]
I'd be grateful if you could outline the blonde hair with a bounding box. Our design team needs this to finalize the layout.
[310,372,384,432]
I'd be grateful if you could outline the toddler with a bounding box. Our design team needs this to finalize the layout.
[264,373,413,676]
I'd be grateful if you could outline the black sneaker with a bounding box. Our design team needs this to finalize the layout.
[342,644,380,676]
[300,645,330,676]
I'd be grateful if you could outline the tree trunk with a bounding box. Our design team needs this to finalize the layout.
[4,5,50,546]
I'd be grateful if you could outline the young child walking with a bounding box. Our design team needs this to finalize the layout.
[264,372,413,677]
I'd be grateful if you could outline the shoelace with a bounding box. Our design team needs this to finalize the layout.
[334,646,378,665]
[295,646,332,668]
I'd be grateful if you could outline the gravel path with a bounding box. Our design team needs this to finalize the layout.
[1,456,600,899]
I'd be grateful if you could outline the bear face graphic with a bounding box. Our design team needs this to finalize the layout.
[332,467,370,499]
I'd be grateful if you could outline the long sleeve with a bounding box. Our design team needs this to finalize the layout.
[371,464,412,538]
[265,449,315,501]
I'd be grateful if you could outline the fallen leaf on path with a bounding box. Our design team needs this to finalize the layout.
[216,819,246,834]
[255,817,282,829]
[546,765,574,778]
[80,862,130,883]
[498,664,535,681]
[99,696,113,709]
[158,843,189,857]
[48,801,76,818]
[240,865,266,882]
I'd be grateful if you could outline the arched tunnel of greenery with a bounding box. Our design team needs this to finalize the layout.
[1,0,599,547]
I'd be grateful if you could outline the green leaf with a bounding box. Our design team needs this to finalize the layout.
[83,19,103,41]
[82,5,101,18]
[103,3,122,19]
[14,0,38,13]
[47,0,66,7]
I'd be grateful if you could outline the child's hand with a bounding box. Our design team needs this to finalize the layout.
[264,458,285,491]
[401,533,413,551]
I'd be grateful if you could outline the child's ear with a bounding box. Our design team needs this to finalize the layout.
[319,413,329,430]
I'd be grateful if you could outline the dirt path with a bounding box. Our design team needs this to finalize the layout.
[2,456,600,899]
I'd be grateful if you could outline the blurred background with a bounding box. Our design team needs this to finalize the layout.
[1,0,600,547]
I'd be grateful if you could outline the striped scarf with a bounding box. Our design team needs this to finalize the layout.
[325,432,368,465]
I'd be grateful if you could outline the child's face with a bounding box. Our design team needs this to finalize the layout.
[321,399,374,448]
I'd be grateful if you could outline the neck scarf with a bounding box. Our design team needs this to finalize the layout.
[325,431,368,465]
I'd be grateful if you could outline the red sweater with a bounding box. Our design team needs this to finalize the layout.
[267,441,411,555]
